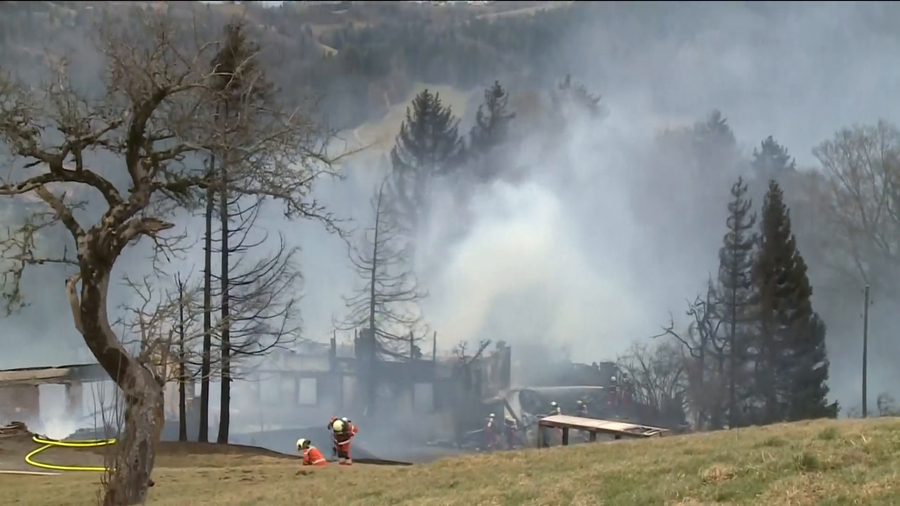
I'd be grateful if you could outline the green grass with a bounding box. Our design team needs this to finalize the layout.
[2,418,900,505]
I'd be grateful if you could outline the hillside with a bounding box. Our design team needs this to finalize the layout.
[2,418,899,505]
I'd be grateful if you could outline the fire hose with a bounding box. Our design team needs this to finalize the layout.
[24,435,116,472]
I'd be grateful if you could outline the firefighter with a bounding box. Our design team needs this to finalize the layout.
[483,413,498,451]
[504,416,520,450]
[297,438,327,467]
[329,418,359,466]
[608,376,619,414]
[549,401,561,416]
[543,402,562,446]
[576,399,589,418]
[621,374,635,413]
[575,400,591,442]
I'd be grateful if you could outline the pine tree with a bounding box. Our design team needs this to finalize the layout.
[715,176,756,427]
[786,311,832,420]
[468,81,516,175]
[751,135,796,178]
[751,179,830,423]
[692,109,737,175]
[388,89,465,235]
[467,80,515,182]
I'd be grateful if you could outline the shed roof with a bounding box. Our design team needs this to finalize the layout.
[0,363,108,386]
[537,414,670,438]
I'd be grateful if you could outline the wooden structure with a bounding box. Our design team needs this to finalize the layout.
[0,363,108,423]
[536,415,670,447]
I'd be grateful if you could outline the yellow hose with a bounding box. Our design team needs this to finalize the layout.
[25,435,117,472]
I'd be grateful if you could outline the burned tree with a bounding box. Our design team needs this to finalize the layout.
[206,20,277,445]
[0,12,338,504]
[209,198,303,441]
[338,178,428,417]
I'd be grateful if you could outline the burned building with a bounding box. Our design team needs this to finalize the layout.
[232,336,512,444]
[0,364,106,427]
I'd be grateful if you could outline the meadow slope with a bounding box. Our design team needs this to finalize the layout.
[1,418,899,505]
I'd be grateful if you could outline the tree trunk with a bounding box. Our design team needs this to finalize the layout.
[178,282,187,442]
[104,382,164,506]
[217,143,231,444]
[68,269,164,505]
[199,156,215,443]
[728,299,737,427]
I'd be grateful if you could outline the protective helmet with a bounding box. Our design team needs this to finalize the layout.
[489,413,495,418]
[341,417,350,424]
[332,420,345,433]
[611,376,617,382]
[577,400,584,406]
[296,438,309,450]
[551,401,558,407]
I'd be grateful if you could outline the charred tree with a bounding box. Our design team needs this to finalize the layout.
[207,21,276,444]
[176,274,188,442]
[337,179,428,417]
[199,156,215,443]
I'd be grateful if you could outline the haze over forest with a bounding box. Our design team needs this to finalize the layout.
[3,0,900,417]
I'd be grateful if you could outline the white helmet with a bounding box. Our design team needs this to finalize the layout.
[296,438,308,450]
[489,413,495,418]
[332,420,345,433]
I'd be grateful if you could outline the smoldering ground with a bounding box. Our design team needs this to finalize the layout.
[3,2,900,443]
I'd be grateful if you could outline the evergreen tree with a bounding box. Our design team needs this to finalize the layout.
[692,109,738,175]
[694,109,736,150]
[751,135,796,178]
[751,179,830,423]
[715,176,756,427]
[388,89,465,235]
[469,80,516,156]
[468,80,516,182]
[557,74,603,117]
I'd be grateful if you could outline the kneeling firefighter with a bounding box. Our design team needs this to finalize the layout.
[297,438,327,467]
[328,417,359,466]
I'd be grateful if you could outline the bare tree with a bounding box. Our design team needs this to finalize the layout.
[0,11,339,504]
[616,340,688,422]
[209,199,303,440]
[655,283,726,429]
[811,120,900,293]
[337,178,427,416]
[175,273,191,442]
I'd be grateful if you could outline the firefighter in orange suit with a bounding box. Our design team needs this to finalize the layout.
[297,438,327,467]
[329,418,359,465]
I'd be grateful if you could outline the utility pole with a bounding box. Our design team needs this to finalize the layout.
[862,285,870,418]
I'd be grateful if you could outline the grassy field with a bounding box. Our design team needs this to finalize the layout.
[2,418,899,505]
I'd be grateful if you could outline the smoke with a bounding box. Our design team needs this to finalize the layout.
[6,1,900,431]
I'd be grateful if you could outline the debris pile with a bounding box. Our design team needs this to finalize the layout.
[0,422,29,438]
